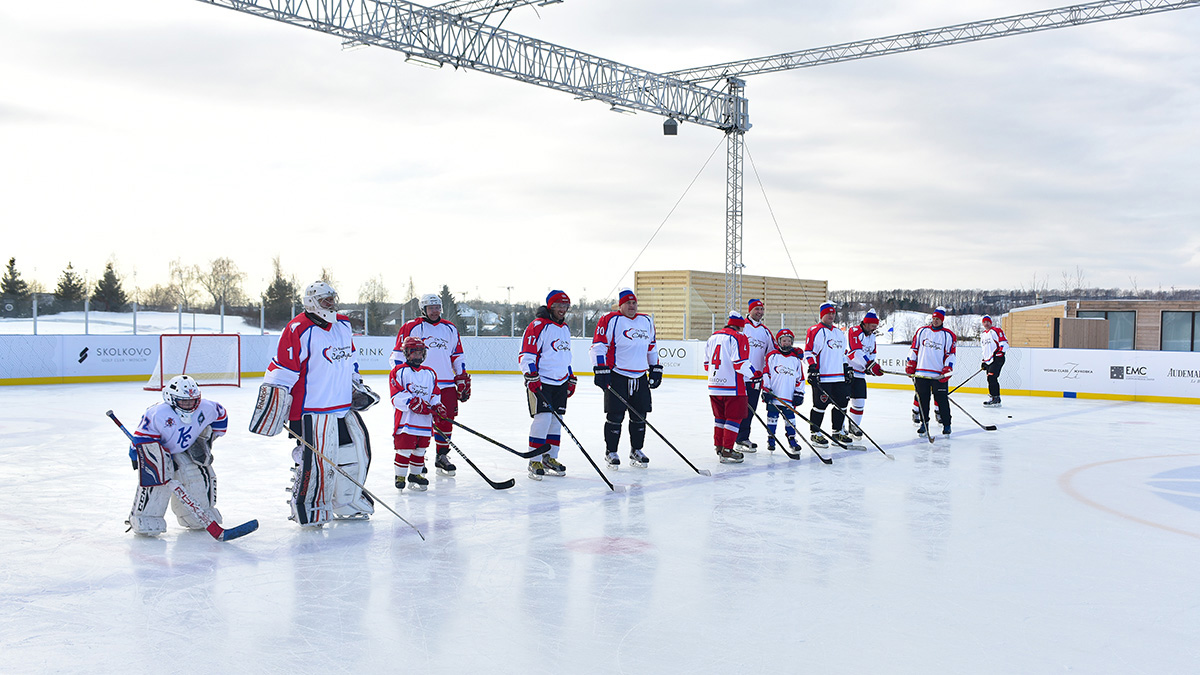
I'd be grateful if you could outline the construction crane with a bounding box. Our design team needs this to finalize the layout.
[193,0,1200,312]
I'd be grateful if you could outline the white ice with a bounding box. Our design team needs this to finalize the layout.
[2,376,1198,674]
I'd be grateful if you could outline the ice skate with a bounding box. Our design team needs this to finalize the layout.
[787,436,802,453]
[630,448,649,468]
[983,397,1002,408]
[407,473,429,492]
[830,431,855,446]
[916,423,928,437]
[735,440,757,454]
[717,446,744,464]
[604,449,620,469]
[810,432,830,448]
[528,460,545,480]
[942,424,952,436]
[912,410,921,424]
[435,453,457,477]
[394,475,406,490]
[542,455,566,477]
[766,437,777,452]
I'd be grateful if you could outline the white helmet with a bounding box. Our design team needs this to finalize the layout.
[163,375,202,422]
[303,281,339,323]
[419,293,441,310]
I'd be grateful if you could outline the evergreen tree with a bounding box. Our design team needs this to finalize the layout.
[264,256,300,327]
[90,262,128,311]
[1,257,30,300]
[54,262,87,308]
[438,285,464,332]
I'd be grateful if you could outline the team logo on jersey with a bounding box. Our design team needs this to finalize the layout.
[825,338,845,350]
[773,364,795,375]
[424,337,450,350]
[323,345,354,363]
[622,328,651,341]
[551,339,571,352]
[405,382,432,397]
[749,337,768,350]
[164,417,175,427]
[919,339,945,353]
[177,427,193,448]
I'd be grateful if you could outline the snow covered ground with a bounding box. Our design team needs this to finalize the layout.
[0,309,271,335]
[3,375,1197,674]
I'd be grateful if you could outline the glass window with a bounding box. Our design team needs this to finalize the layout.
[1162,312,1197,352]
[1075,310,1135,349]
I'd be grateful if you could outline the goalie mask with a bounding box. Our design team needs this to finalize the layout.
[402,336,427,366]
[163,375,202,423]
[303,281,339,323]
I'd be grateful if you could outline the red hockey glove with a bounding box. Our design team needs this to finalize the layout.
[567,375,578,398]
[433,403,449,419]
[904,361,916,376]
[407,397,432,415]
[455,372,471,402]
[868,361,883,377]
[524,372,541,393]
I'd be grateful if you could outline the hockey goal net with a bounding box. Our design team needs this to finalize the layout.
[145,334,242,390]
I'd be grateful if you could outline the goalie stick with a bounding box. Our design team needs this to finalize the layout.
[533,388,624,493]
[432,429,516,489]
[284,425,425,540]
[604,386,711,476]
[106,410,259,542]
[442,418,549,459]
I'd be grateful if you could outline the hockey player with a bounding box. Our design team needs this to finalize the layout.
[762,328,804,453]
[804,302,852,448]
[845,309,884,443]
[981,315,1009,407]
[591,288,662,469]
[520,290,577,480]
[906,306,957,436]
[126,375,228,536]
[389,337,447,491]
[735,298,774,453]
[704,312,758,463]
[249,281,378,527]
[391,293,469,477]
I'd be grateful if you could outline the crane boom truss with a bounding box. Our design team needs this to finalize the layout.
[431,0,562,20]
[195,0,736,130]
[665,0,1200,84]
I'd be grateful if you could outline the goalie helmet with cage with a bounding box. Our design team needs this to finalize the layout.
[402,336,427,365]
[163,375,202,423]
[303,281,339,323]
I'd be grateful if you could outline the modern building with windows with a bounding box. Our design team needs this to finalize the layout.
[1003,300,1200,351]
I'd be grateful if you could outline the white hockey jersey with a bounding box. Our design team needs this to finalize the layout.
[982,326,1009,364]
[705,328,753,396]
[846,324,878,378]
[132,399,228,454]
[590,311,659,377]
[764,349,804,399]
[389,362,442,438]
[908,325,958,379]
[264,312,358,420]
[390,318,465,389]
[743,319,775,374]
[519,308,574,385]
[804,322,848,383]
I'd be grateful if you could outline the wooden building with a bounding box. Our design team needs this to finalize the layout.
[634,270,827,340]
[1003,299,1200,351]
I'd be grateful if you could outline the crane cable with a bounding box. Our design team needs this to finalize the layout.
[743,138,801,283]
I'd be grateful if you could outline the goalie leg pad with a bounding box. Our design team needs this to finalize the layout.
[128,484,171,535]
[171,452,222,529]
[331,412,374,518]
[289,414,339,527]
[250,383,292,436]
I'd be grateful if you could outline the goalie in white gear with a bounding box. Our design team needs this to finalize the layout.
[127,375,228,535]
[255,280,377,527]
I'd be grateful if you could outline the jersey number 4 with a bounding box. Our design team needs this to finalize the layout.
[710,345,722,369]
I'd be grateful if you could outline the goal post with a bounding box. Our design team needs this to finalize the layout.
[145,334,242,391]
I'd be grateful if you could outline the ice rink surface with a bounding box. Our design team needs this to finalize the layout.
[3,375,1198,674]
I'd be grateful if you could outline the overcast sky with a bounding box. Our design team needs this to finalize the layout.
[3,0,1198,305]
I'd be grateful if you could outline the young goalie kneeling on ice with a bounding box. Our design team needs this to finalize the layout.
[127,375,228,536]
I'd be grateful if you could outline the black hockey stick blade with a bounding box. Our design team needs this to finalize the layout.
[485,477,517,490]
[216,519,259,541]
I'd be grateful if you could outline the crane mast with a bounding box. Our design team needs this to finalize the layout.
[192,0,1199,313]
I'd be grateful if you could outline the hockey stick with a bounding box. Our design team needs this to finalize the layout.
[807,382,895,459]
[912,384,937,444]
[604,386,711,476]
[945,395,998,431]
[106,410,259,542]
[949,367,985,395]
[284,425,425,540]
[533,387,623,492]
[751,409,801,461]
[443,418,548,459]
[761,400,832,464]
[432,428,516,489]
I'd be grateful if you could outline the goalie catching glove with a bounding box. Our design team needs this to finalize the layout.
[249,383,292,436]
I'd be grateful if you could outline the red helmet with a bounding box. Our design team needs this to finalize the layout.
[402,336,426,355]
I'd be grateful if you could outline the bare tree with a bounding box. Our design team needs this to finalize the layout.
[198,257,247,308]
[168,259,202,309]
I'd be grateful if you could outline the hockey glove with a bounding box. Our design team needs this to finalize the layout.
[792,393,804,407]
[806,370,821,387]
[843,363,854,381]
[593,364,611,389]
[648,364,663,389]
[523,372,541,393]
[407,397,433,415]
[455,372,472,402]
[567,375,578,398]
[981,360,989,370]
[762,390,776,403]
[187,436,213,466]
[351,382,380,411]
[433,403,449,419]
[868,361,883,377]
[747,372,762,390]
[904,361,916,376]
